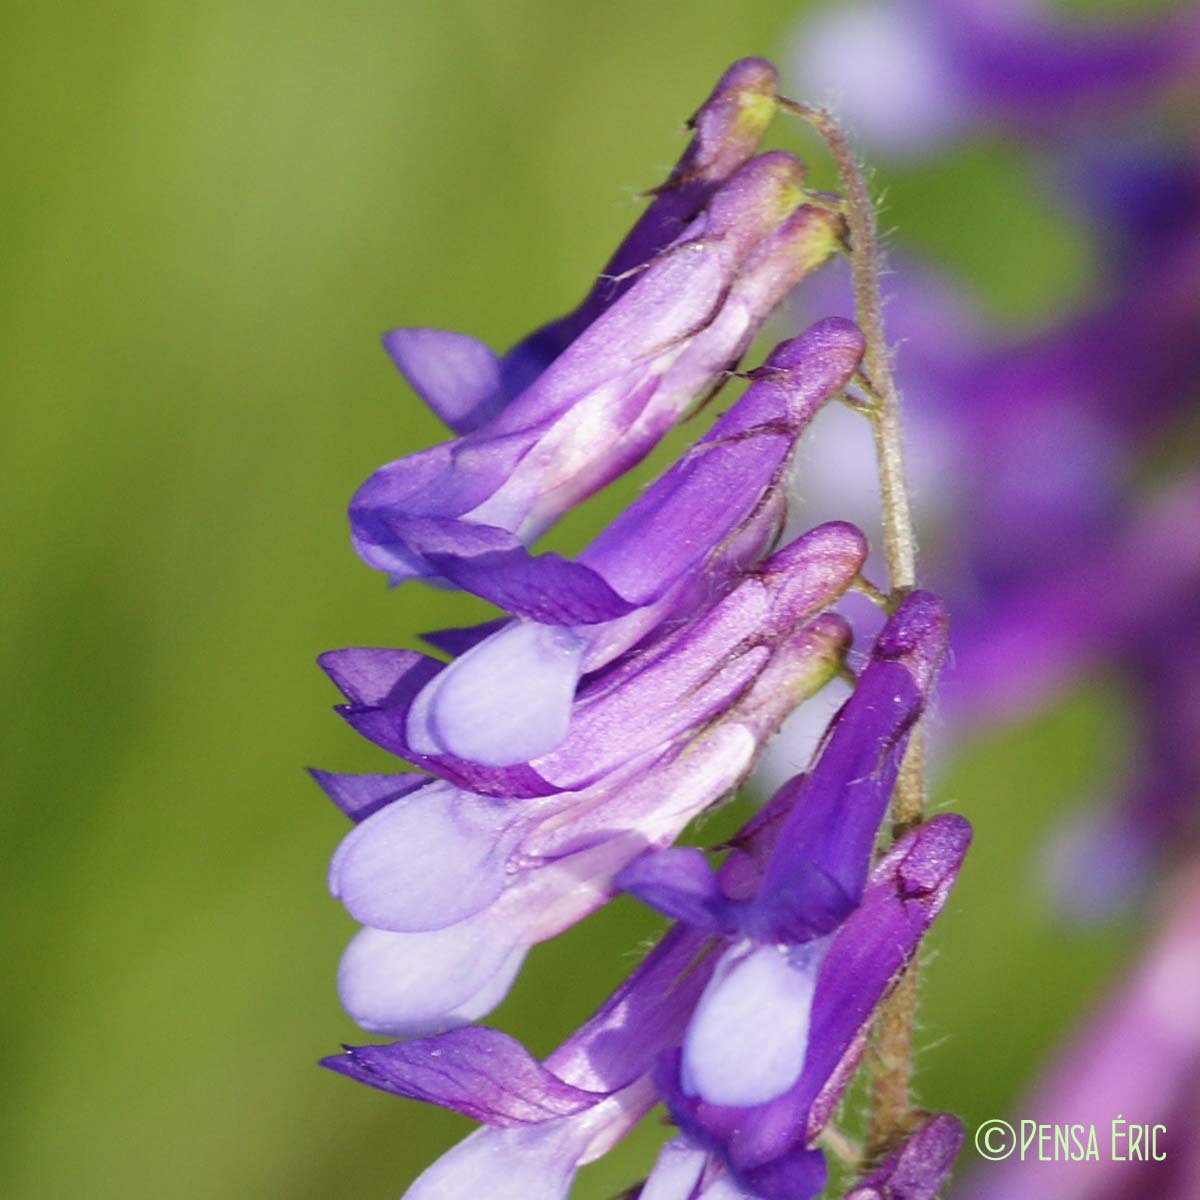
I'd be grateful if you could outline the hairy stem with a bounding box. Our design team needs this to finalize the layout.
[781,98,927,1157]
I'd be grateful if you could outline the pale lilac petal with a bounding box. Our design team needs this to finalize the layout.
[440,944,530,1028]
[682,940,826,1106]
[337,918,527,1036]
[401,1123,582,1200]
[382,328,504,434]
[328,785,522,931]
[700,1176,761,1200]
[400,1085,654,1200]
[408,622,588,764]
[640,1138,709,1200]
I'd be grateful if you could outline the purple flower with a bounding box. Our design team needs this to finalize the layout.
[782,119,1200,915]
[621,593,950,1110]
[843,1114,964,1199]
[653,815,971,1200]
[349,153,844,594]
[316,53,975,1198]
[384,58,781,433]
[320,811,970,1199]
[1045,602,1200,921]
[404,318,866,765]
[323,917,720,1199]
[320,534,862,1033]
[321,521,867,797]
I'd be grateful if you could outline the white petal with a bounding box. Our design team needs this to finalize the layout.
[410,622,586,764]
[338,915,526,1036]
[682,941,824,1107]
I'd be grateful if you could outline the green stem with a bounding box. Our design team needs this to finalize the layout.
[781,98,927,1158]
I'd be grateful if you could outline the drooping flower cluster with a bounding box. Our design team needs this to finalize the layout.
[315,60,971,1199]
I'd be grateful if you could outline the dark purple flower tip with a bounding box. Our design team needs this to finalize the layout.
[742,594,951,945]
[741,1146,829,1200]
[843,1113,963,1200]
[872,589,949,691]
[318,645,441,709]
[419,617,507,657]
[894,812,973,899]
[320,1026,604,1127]
[320,646,557,797]
[669,677,963,1110]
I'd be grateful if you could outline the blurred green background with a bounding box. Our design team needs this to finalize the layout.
[1,2,1145,1197]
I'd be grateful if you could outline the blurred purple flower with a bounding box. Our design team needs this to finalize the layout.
[949,477,1200,729]
[959,869,1200,1200]
[785,116,1200,912]
[790,0,1199,159]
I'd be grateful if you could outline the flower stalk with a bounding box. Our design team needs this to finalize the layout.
[780,97,929,1158]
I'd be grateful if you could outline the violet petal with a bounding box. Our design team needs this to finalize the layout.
[321,1026,603,1126]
